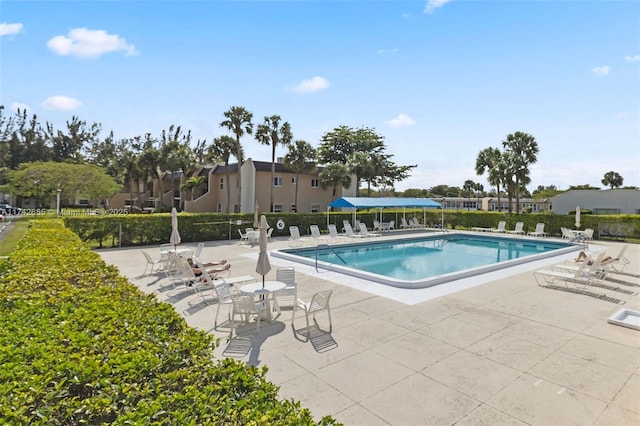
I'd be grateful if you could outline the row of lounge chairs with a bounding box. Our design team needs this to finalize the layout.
[473,221,547,237]
[288,221,383,246]
[534,245,631,291]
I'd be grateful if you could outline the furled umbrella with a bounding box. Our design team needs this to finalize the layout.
[255,215,272,289]
[253,200,260,229]
[170,207,181,250]
[575,206,581,229]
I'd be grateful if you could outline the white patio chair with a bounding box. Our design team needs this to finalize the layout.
[230,294,266,336]
[527,223,546,237]
[142,251,164,275]
[388,220,395,231]
[274,266,297,308]
[266,227,273,242]
[292,290,333,341]
[400,217,411,229]
[213,279,239,329]
[237,228,249,243]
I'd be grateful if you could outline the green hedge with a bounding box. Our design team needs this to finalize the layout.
[0,220,337,425]
[63,211,640,248]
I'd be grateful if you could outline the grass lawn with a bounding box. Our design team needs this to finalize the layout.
[0,219,30,256]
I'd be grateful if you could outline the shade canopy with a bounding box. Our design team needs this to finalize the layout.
[328,197,442,209]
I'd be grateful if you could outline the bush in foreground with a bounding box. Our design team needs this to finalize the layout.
[0,220,337,425]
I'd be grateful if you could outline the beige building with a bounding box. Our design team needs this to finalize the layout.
[110,159,356,214]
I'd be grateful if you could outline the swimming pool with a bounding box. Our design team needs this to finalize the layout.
[272,233,578,289]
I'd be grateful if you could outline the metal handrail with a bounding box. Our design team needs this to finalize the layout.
[315,244,348,272]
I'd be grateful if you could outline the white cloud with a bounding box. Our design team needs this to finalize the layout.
[625,54,640,62]
[387,114,415,128]
[424,0,453,14]
[290,76,330,94]
[591,66,610,76]
[42,96,82,111]
[11,102,30,112]
[46,27,139,58]
[0,22,23,37]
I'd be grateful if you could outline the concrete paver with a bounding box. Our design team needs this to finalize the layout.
[99,234,640,425]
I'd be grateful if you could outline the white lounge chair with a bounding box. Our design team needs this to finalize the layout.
[601,245,631,272]
[527,223,546,237]
[534,258,593,289]
[343,222,364,238]
[288,226,310,246]
[400,217,412,229]
[328,224,348,242]
[490,221,507,233]
[310,224,330,243]
[410,218,426,229]
[292,290,333,341]
[554,251,608,281]
[359,222,382,237]
[507,222,524,235]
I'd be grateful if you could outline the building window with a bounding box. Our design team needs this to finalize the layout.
[219,178,224,189]
[273,204,284,213]
[216,203,222,213]
[291,204,296,212]
[311,204,320,213]
[233,204,240,213]
[274,176,283,187]
[311,179,319,188]
[291,177,297,184]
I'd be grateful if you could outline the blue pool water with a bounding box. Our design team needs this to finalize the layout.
[273,233,577,289]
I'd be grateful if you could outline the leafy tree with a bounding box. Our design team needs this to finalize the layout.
[283,140,317,212]
[207,135,236,213]
[318,126,413,195]
[3,161,120,206]
[601,171,623,189]
[220,106,253,212]
[532,185,562,199]
[502,131,539,213]
[319,163,351,201]
[181,175,206,204]
[47,116,101,163]
[401,188,429,198]
[255,115,292,211]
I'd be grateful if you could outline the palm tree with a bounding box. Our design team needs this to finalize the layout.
[502,132,539,214]
[283,140,317,212]
[182,175,206,203]
[463,180,475,210]
[255,115,292,211]
[220,106,253,213]
[319,163,352,201]
[207,135,236,213]
[347,151,371,197]
[602,171,623,189]
[475,147,504,212]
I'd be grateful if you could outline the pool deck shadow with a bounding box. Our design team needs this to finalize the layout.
[99,232,640,425]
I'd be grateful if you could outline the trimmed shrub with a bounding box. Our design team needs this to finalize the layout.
[0,220,338,425]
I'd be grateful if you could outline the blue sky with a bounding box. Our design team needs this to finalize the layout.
[2,0,639,192]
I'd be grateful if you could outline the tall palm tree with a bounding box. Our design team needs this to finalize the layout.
[220,106,253,213]
[283,140,317,212]
[319,163,352,201]
[255,115,293,211]
[208,135,237,213]
[475,147,504,212]
[502,132,539,214]
[347,151,371,197]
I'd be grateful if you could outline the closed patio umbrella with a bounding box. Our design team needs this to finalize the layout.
[255,215,272,288]
[575,206,581,229]
[169,207,181,249]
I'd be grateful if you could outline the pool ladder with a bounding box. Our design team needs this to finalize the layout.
[434,239,448,249]
[315,244,348,272]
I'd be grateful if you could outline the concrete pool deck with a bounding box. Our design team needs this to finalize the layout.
[99,231,640,425]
